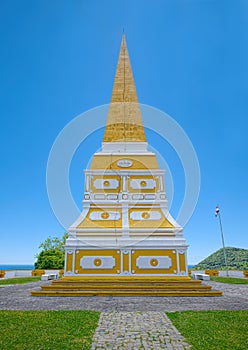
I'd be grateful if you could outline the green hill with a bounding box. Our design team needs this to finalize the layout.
[194,247,248,270]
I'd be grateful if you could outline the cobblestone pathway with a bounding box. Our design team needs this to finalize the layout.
[91,311,191,350]
[1,281,247,311]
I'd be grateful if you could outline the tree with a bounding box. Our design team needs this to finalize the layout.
[34,233,68,269]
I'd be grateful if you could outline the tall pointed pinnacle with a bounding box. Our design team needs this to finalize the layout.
[103,34,147,142]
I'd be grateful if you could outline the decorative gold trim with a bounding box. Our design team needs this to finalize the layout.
[123,252,129,272]
[179,252,186,272]
[132,249,177,275]
[142,212,150,219]
[91,175,121,193]
[90,155,159,170]
[150,258,158,267]
[128,175,158,193]
[101,212,110,219]
[77,207,122,228]
[129,208,174,228]
[94,258,102,267]
[66,252,73,272]
[74,250,120,274]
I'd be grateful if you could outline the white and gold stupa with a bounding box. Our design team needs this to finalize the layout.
[32,35,221,296]
[64,34,187,278]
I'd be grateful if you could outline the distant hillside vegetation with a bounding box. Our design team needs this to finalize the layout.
[194,247,248,270]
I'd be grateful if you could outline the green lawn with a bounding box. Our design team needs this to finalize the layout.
[0,277,41,285]
[0,310,99,350]
[210,276,248,284]
[168,310,248,350]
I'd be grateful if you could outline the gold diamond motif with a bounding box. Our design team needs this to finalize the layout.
[103,180,110,187]
[140,180,147,187]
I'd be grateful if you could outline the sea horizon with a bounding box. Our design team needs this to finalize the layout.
[0,264,196,271]
[0,264,35,270]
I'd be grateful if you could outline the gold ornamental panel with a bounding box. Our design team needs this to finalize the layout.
[132,249,177,274]
[75,250,120,275]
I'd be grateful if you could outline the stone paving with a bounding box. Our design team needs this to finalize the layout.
[1,280,247,349]
[0,280,247,311]
[91,312,191,350]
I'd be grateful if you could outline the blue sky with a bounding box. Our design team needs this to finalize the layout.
[0,0,247,264]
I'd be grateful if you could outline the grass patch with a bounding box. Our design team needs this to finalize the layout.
[0,310,99,350]
[210,276,248,284]
[0,277,41,285]
[168,310,248,350]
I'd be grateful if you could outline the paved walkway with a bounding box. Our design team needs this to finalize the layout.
[0,280,247,311]
[1,281,248,349]
[91,312,191,350]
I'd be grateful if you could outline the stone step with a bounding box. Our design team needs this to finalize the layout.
[41,284,212,291]
[58,276,194,282]
[31,289,222,297]
[31,276,222,297]
[51,281,202,287]
[52,277,202,285]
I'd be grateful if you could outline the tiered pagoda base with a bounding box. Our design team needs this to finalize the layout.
[31,276,222,297]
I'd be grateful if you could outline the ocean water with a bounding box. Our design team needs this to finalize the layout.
[0,265,34,270]
[0,264,195,271]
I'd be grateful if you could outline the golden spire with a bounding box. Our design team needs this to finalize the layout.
[103,34,146,142]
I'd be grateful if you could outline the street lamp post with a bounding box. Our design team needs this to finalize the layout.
[215,205,229,276]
